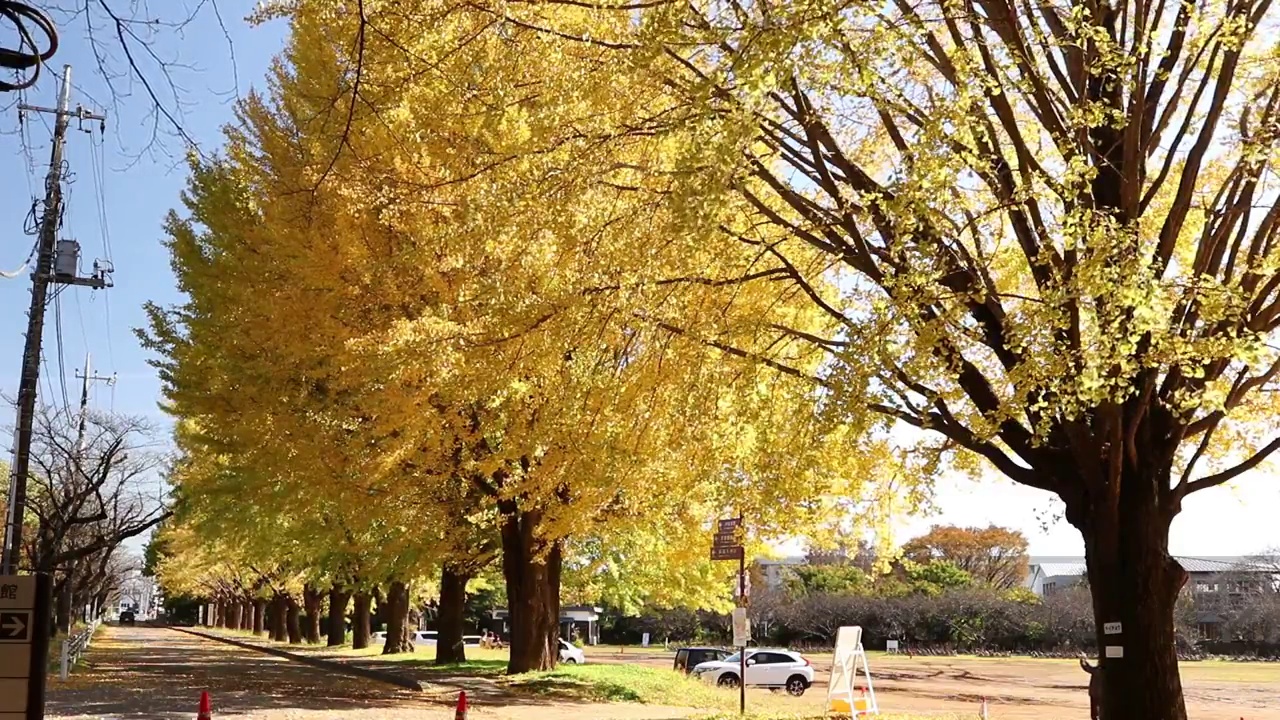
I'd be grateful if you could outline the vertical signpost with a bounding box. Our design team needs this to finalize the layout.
[0,574,52,720]
[711,517,746,715]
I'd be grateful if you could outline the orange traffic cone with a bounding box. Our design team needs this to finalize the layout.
[454,690,467,720]
[197,691,212,720]
[853,687,869,717]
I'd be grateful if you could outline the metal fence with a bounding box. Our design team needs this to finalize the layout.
[60,618,100,680]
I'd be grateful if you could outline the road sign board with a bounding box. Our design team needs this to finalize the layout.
[712,532,738,547]
[0,679,27,712]
[732,608,750,647]
[717,518,741,533]
[0,613,31,643]
[0,648,30,678]
[0,578,34,610]
[0,574,51,720]
[710,545,744,561]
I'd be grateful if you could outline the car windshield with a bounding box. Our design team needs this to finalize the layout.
[721,652,741,663]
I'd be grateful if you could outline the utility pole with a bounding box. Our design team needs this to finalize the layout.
[74,353,116,454]
[1,66,109,575]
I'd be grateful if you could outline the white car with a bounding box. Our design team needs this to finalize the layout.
[691,649,814,696]
[371,630,437,645]
[559,638,586,664]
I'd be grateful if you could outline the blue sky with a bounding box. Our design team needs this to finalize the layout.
[1,1,286,429]
[2,2,1277,559]
[0,1,286,553]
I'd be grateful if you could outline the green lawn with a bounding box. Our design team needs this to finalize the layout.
[504,663,732,707]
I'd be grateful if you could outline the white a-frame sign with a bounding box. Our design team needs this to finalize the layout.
[826,625,878,716]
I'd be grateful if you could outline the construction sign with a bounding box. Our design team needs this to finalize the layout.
[827,625,878,716]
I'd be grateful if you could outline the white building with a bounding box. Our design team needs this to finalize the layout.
[1024,557,1088,596]
[1024,556,1268,597]
[754,556,808,589]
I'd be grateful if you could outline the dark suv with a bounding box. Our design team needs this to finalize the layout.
[119,610,135,625]
[674,646,731,675]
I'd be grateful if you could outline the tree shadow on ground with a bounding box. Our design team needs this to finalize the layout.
[47,625,671,719]
[45,627,432,719]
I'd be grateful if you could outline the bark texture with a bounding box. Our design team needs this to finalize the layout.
[1075,465,1190,720]
[435,565,471,664]
[285,595,303,644]
[252,598,267,635]
[499,503,561,673]
[327,585,351,647]
[381,580,414,655]
[269,595,287,642]
[303,585,323,644]
[351,591,372,650]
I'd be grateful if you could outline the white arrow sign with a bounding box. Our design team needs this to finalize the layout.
[0,612,29,640]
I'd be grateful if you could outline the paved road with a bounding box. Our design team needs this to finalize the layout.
[44,625,697,719]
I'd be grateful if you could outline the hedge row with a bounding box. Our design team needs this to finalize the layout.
[603,586,1272,656]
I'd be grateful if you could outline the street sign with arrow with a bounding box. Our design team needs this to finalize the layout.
[0,574,51,719]
[0,612,31,642]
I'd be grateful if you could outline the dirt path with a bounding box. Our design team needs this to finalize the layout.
[590,648,1280,719]
[45,626,698,720]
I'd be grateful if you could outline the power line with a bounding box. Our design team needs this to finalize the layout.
[72,291,88,345]
[90,135,114,262]
[54,291,71,410]
[89,130,117,369]
[0,239,38,278]
[0,1,58,91]
[17,91,37,193]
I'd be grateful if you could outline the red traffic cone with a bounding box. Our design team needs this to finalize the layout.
[454,690,467,720]
[197,691,212,720]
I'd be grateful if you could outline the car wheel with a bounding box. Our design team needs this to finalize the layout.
[564,657,578,664]
[717,673,740,688]
[785,675,808,696]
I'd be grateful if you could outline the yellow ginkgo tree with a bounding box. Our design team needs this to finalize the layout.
[142,0,908,674]
[364,0,1280,712]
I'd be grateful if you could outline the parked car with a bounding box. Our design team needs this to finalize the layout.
[462,635,483,647]
[372,630,437,646]
[558,638,586,664]
[674,646,732,675]
[691,649,813,696]
[119,610,135,625]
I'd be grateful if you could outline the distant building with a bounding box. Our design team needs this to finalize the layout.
[1024,557,1088,597]
[488,605,603,645]
[1025,555,1279,640]
[754,556,807,590]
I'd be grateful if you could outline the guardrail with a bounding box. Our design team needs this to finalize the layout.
[60,618,100,680]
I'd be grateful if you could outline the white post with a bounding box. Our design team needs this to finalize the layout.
[60,639,70,680]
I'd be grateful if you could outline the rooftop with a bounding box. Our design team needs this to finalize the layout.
[1030,556,1276,576]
